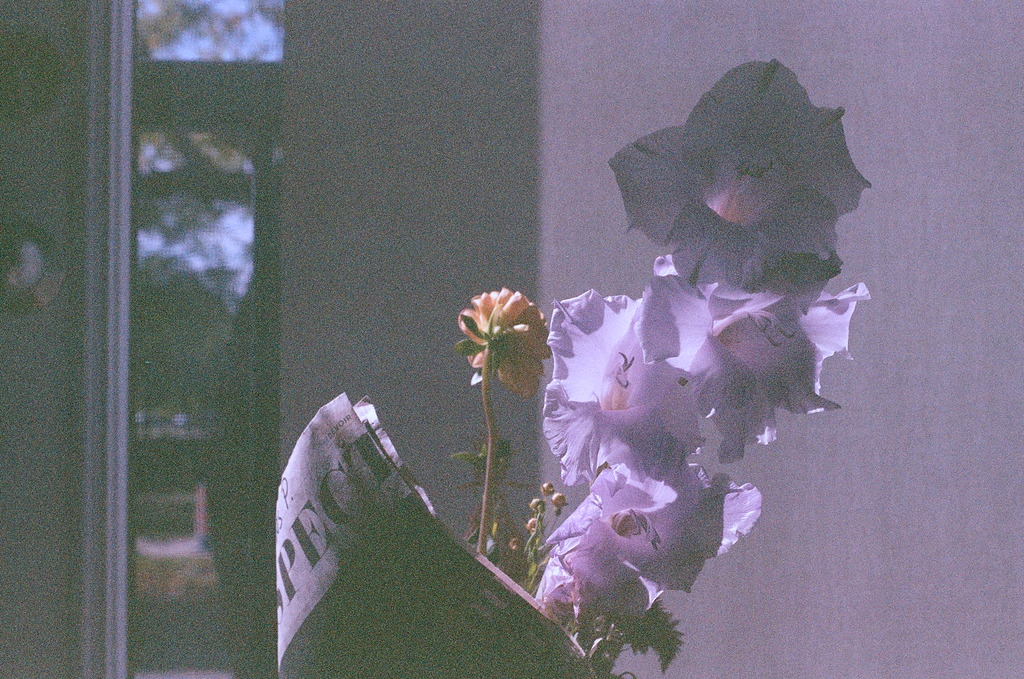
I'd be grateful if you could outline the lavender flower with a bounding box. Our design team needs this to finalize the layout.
[638,255,869,462]
[543,290,702,486]
[610,60,869,298]
[536,463,761,620]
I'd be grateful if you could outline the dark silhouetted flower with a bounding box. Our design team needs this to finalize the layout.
[610,60,869,298]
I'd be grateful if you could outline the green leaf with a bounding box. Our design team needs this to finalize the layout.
[455,338,484,356]
[494,437,512,459]
[616,600,684,673]
[451,451,482,462]
[459,314,482,337]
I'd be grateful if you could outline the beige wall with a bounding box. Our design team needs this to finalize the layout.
[540,2,1024,677]
[279,1,541,528]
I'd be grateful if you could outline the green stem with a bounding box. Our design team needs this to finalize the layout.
[476,347,499,556]
[586,623,625,677]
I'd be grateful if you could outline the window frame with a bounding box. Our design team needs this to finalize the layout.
[82,1,133,677]
[83,5,282,677]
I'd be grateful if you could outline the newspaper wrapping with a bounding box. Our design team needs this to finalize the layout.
[276,393,594,679]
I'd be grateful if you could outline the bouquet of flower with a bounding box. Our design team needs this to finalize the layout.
[455,60,869,677]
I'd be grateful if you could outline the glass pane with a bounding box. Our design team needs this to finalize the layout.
[138,131,187,174]
[138,131,256,176]
[137,0,284,62]
[135,196,254,310]
[130,129,256,678]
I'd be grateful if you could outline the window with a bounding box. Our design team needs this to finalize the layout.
[138,0,284,62]
[128,5,282,677]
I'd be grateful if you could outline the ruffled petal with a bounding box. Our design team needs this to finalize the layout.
[546,288,701,483]
[689,339,774,462]
[718,481,763,556]
[754,184,838,258]
[668,202,756,288]
[542,462,760,619]
[640,275,852,462]
[635,468,763,591]
[543,383,602,486]
[800,283,870,362]
[754,249,843,310]
[620,466,707,592]
[566,521,655,618]
[684,60,869,216]
[548,490,604,545]
[637,274,712,369]
[792,107,872,215]
[705,285,782,329]
[598,405,696,480]
[548,290,638,398]
[534,550,576,622]
[596,462,678,516]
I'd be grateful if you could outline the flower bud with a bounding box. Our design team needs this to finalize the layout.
[526,517,538,533]
[610,509,647,537]
[551,492,567,509]
[541,482,555,496]
[529,498,545,512]
[508,537,521,551]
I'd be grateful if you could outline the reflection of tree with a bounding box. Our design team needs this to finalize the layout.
[131,267,233,418]
[137,0,284,62]
[132,193,253,418]
[139,130,256,176]
[138,131,187,174]
[135,194,253,309]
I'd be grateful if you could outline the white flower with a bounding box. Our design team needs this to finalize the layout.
[610,60,869,297]
[543,290,701,486]
[638,255,869,462]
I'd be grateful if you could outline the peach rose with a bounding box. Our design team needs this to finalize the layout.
[458,288,551,399]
